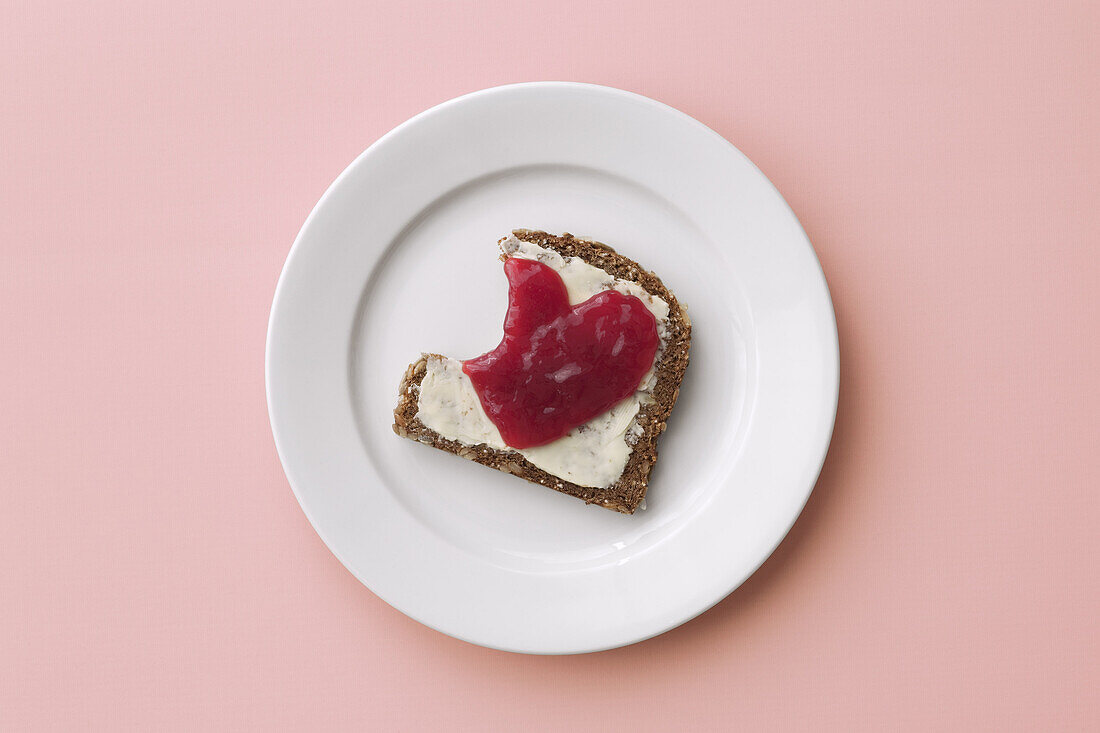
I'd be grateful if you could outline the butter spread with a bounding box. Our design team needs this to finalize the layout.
[414,235,670,489]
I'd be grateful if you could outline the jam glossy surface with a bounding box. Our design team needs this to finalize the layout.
[462,258,659,449]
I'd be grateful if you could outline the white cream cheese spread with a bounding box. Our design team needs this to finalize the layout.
[414,235,670,489]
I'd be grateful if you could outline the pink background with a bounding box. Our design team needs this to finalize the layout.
[2,1,1098,730]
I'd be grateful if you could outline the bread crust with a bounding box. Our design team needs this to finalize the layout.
[392,230,692,514]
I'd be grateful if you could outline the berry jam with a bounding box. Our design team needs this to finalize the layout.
[463,258,659,449]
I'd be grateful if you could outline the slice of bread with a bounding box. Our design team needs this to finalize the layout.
[392,230,692,513]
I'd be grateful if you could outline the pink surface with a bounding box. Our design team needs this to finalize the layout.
[2,1,1098,730]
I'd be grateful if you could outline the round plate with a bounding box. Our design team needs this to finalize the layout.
[266,82,838,654]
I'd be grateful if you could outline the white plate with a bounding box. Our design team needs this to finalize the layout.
[266,82,838,654]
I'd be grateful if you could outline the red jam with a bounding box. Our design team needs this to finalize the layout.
[463,258,659,449]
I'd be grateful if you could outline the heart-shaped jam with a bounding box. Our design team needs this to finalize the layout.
[463,257,659,449]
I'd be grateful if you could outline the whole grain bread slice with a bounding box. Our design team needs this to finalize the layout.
[392,230,692,514]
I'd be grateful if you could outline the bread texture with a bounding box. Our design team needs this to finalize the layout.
[392,230,691,513]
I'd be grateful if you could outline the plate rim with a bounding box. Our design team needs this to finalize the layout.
[266,81,839,654]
